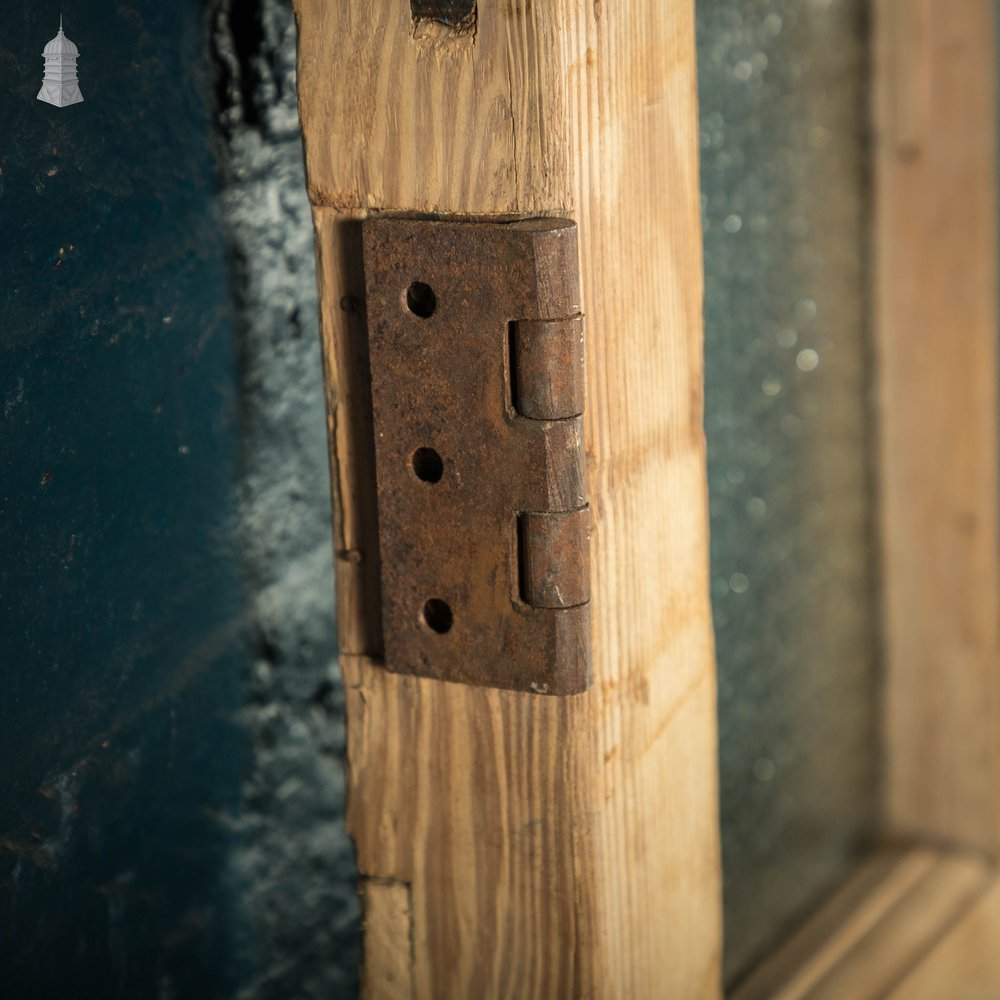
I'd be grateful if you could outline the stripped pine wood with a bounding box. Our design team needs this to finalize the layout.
[874,0,1000,851]
[294,1,720,996]
[888,872,1000,999]
[732,847,992,1000]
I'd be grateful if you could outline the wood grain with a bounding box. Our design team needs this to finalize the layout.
[360,880,415,1000]
[294,1,720,996]
[732,847,992,1000]
[889,871,1000,999]
[874,0,1000,851]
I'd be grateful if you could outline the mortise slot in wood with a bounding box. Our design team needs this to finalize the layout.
[410,0,476,33]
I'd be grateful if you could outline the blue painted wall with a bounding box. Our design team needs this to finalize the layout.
[0,3,358,996]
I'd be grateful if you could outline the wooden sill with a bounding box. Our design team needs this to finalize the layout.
[730,845,993,1000]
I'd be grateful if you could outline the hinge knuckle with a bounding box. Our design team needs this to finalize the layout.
[520,508,591,609]
[512,316,585,420]
[520,415,587,511]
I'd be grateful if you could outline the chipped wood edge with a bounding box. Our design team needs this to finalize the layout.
[360,878,416,1000]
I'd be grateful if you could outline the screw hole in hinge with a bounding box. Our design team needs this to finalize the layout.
[405,281,436,319]
[422,598,453,634]
[411,447,444,483]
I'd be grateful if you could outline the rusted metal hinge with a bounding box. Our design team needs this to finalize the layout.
[362,217,591,695]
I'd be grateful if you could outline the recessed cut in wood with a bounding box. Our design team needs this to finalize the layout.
[409,0,476,33]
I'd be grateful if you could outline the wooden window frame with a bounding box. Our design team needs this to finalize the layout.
[294,0,1000,995]
[735,1,1000,995]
